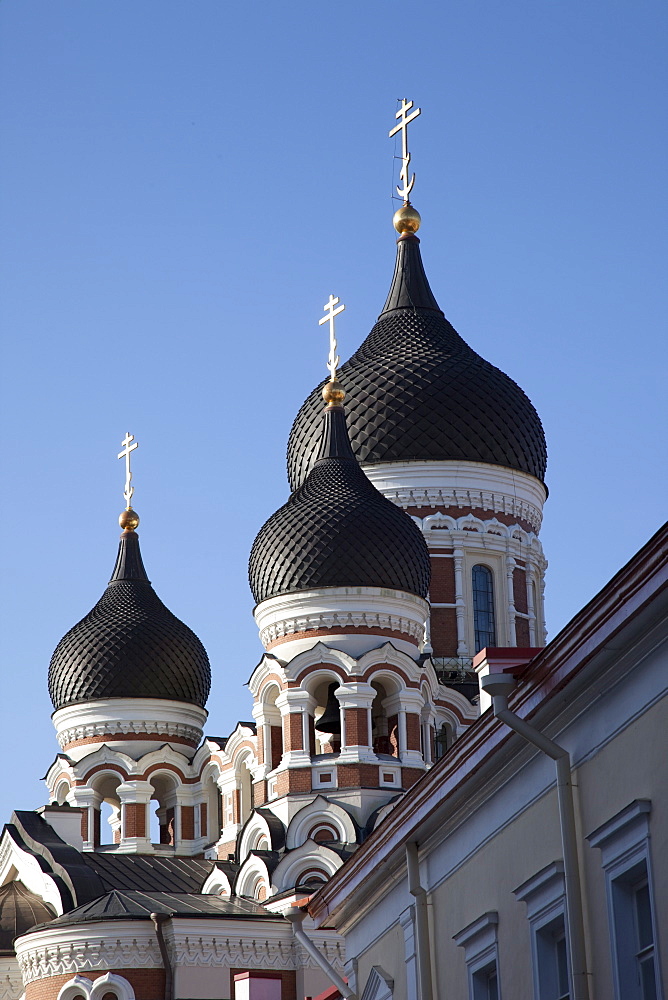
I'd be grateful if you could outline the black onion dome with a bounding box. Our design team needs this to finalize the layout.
[0,881,55,952]
[249,400,431,604]
[49,529,211,711]
[287,233,547,491]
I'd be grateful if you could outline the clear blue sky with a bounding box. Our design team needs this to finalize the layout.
[0,1,666,821]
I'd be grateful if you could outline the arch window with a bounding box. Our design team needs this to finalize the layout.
[434,722,453,761]
[308,823,338,844]
[472,565,497,653]
[296,867,329,888]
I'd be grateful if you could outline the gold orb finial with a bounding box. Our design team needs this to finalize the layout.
[119,507,140,531]
[393,203,421,235]
[322,379,346,405]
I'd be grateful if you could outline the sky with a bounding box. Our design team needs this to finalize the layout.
[0,1,666,821]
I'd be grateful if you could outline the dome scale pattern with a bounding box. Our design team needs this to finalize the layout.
[249,401,431,604]
[49,530,211,711]
[287,234,547,491]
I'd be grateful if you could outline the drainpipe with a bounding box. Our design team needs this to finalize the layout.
[406,842,434,1000]
[286,907,355,999]
[151,912,173,1000]
[480,673,591,1000]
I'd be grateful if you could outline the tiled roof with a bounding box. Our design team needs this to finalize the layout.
[288,234,547,490]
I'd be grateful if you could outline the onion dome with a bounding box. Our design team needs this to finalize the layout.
[0,881,55,952]
[48,514,211,711]
[249,381,431,604]
[287,231,547,490]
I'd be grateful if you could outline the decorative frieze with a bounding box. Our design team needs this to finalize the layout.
[56,719,202,750]
[260,611,425,648]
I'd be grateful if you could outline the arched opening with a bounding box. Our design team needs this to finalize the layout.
[261,684,283,770]
[308,823,338,845]
[312,677,342,755]
[296,867,329,889]
[472,564,497,653]
[149,773,179,847]
[54,780,70,806]
[371,681,399,757]
[434,722,454,760]
[92,774,122,847]
[202,771,222,846]
[236,756,253,827]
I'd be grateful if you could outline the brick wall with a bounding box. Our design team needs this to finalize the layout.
[337,764,380,788]
[25,968,165,1000]
[276,768,312,796]
[430,607,458,657]
[430,555,456,603]
[123,802,146,839]
[344,708,368,746]
[405,713,421,751]
[283,713,303,751]
[181,805,195,840]
[513,567,528,613]
[516,617,531,646]
[402,767,424,790]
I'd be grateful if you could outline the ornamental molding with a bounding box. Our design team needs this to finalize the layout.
[0,957,22,1000]
[392,487,542,531]
[16,928,162,983]
[56,719,203,750]
[260,611,424,647]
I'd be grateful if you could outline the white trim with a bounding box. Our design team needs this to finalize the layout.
[360,966,394,1000]
[454,912,501,1000]
[514,862,568,1000]
[363,460,546,532]
[587,800,662,1000]
[254,588,429,660]
[52,699,207,761]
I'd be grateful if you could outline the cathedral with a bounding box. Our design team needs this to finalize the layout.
[4,106,662,1000]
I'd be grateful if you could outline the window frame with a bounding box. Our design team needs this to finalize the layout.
[514,861,570,1000]
[587,800,662,1000]
[453,911,502,1000]
[472,564,497,653]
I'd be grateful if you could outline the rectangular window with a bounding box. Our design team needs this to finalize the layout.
[587,800,661,1000]
[472,962,500,1000]
[610,863,658,1000]
[535,916,570,1000]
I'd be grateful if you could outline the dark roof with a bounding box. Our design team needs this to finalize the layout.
[49,529,211,710]
[249,402,431,604]
[0,881,55,953]
[287,233,547,490]
[25,890,281,934]
[82,853,215,893]
[10,812,105,909]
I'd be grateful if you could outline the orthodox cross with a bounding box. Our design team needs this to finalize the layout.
[389,98,421,203]
[319,294,345,380]
[118,432,138,507]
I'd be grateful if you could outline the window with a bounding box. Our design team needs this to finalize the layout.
[472,962,499,1000]
[535,916,570,1000]
[472,565,496,652]
[454,911,501,1000]
[587,800,660,1000]
[514,861,569,1000]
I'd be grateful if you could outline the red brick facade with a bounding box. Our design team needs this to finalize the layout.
[430,606,458,657]
[344,708,368,746]
[430,555,456,603]
[25,969,165,1000]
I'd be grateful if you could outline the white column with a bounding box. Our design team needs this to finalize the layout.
[454,548,468,656]
[275,690,315,767]
[505,554,517,646]
[526,560,537,645]
[71,788,102,851]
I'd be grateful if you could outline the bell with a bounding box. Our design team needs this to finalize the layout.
[315,683,341,735]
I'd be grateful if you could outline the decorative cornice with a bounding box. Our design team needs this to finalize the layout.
[389,487,542,531]
[261,612,424,648]
[57,720,202,750]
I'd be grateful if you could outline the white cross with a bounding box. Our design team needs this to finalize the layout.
[389,98,421,202]
[117,432,138,507]
[319,294,345,379]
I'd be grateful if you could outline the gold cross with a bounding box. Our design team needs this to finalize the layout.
[389,98,421,203]
[117,432,138,508]
[319,294,345,380]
